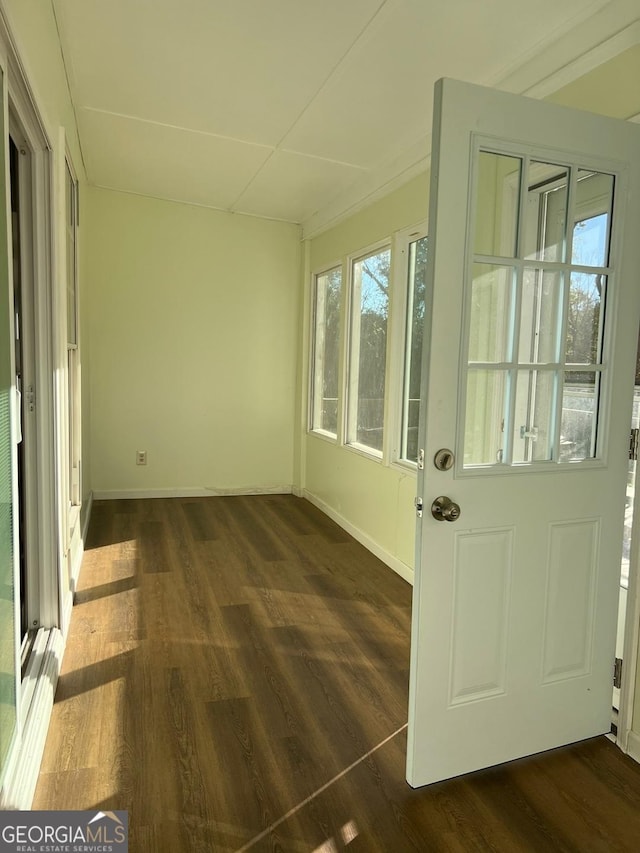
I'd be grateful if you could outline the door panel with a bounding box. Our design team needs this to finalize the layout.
[0,62,18,783]
[407,79,640,787]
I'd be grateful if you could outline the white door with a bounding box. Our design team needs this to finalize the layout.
[407,79,640,787]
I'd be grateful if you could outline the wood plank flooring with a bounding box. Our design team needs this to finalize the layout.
[34,495,640,851]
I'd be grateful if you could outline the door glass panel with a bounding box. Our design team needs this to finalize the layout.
[473,152,521,258]
[566,273,604,365]
[513,370,555,462]
[0,64,16,778]
[523,162,569,263]
[519,269,562,364]
[560,372,598,461]
[572,171,614,268]
[468,264,513,363]
[463,146,613,469]
[463,369,507,465]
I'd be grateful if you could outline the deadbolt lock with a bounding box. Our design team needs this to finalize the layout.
[434,448,454,471]
[431,495,461,522]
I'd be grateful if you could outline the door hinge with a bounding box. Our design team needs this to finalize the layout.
[25,384,35,413]
[629,428,639,461]
[613,657,623,689]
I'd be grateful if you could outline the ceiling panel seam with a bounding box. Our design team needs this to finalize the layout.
[51,0,87,177]
[271,0,390,151]
[90,182,301,225]
[229,0,390,212]
[80,106,275,153]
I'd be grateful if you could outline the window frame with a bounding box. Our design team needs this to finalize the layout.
[345,239,392,460]
[388,222,428,470]
[308,260,345,442]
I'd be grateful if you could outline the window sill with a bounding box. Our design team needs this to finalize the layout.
[344,441,384,463]
[391,458,418,475]
[308,429,339,445]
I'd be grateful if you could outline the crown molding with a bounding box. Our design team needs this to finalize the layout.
[302,2,640,240]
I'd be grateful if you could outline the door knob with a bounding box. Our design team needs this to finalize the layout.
[431,496,461,522]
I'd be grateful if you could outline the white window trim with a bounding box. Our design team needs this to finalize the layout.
[345,238,392,460]
[308,260,344,442]
[388,221,427,472]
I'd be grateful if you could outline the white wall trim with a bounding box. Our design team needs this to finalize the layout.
[303,488,414,585]
[92,485,294,500]
[626,729,640,764]
[0,628,64,809]
[518,19,640,100]
[302,13,640,240]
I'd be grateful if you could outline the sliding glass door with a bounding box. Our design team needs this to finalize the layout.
[0,62,19,788]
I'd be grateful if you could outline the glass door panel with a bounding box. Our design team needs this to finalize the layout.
[566,272,604,365]
[518,269,563,363]
[523,162,569,262]
[0,64,17,782]
[462,145,615,470]
[468,264,514,362]
[473,152,521,258]
[573,171,614,267]
[513,370,556,462]
[463,369,508,465]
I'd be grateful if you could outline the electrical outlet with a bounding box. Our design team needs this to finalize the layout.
[136,450,147,466]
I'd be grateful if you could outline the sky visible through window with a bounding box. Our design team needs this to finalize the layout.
[573,212,607,267]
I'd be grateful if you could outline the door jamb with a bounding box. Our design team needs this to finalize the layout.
[618,405,640,758]
[614,113,640,762]
[0,7,63,809]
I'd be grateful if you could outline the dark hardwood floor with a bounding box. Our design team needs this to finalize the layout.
[34,495,640,851]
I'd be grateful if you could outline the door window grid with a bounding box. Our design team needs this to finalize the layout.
[462,148,614,469]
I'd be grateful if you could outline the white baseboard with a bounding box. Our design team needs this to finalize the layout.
[92,485,293,500]
[1,628,64,808]
[302,489,414,585]
[627,729,640,765]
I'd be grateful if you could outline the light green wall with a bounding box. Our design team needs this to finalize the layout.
[309,175,429,270]
[86,187,301,494]
[547,45,640,120]
[302,173,429,578]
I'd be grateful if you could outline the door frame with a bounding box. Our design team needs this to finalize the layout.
[612,111,640,763]
[0,9,64,809]
[618,412,640,758]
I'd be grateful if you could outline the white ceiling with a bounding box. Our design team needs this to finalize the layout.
[52,0,637,235]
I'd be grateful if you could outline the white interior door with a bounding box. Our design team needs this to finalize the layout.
[407,78,640,787]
